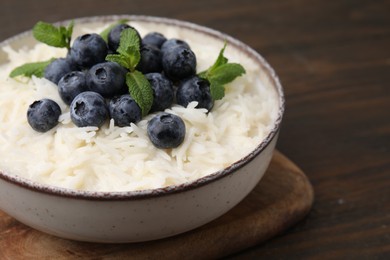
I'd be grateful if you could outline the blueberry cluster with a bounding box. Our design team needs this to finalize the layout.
[27,23,213,148]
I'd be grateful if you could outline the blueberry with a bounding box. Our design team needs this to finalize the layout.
[145,73,174,112]
[70,33,108,69]
[147,112,186,149]
[176,76,213,111]
[86,62,127,98]
[142,32,167,48]
[162,45,196,81]
[58,71,88,105]
[27,99,61,132]
[136,44,162,74]
[44,58,78,84]
[108,24,141,52]
[161,39,190,53]
[108,94,142,127]
[70,91,109,127]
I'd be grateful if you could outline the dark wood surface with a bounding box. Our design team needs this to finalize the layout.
[0,0,389,259]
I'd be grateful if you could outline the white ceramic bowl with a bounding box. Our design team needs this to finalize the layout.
[0,15,285,243]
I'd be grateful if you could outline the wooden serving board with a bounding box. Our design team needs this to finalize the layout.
[0,151,314,259]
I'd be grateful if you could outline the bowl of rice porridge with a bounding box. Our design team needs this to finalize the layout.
[0,15,284,243]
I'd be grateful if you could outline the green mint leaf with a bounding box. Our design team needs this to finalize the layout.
[117,28,140,54]
[123,45,141,70]
[199,43,246,100]
[209,42,229,72]
[126,71,153,116]
[209,81,225,100]
[100,19,129,42]
[106,28,141,71]
[65,20,74,47]
[32,21,73,49]
[105,45,140,70]
[208,63,246,85]
[197,70,208,79]
[198,42,228,78]
[106,54,132,69]
[9,58,54,78]
[33,22,66,47]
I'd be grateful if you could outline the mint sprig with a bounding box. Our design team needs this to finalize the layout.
[126,71,153,116]
[106,28,141,71]
[9,21,74,79]
[106,28,153,116]
[9,58,55,78]
[199,43,246,100]
[100,19,129,42]
[33,21,74,50]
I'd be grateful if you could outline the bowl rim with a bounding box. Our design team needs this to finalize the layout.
[0,15,285,201]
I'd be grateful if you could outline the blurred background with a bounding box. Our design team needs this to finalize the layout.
[0,0,389,258]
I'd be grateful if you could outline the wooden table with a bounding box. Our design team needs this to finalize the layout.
[0,0,389,258]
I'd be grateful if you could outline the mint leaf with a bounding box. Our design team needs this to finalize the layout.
[106,54,132,69]
[106,27,150,115]
[122,45,141,70]
[208,43,229,72]
[66,20,74,43]
[208,63,245,86]
[105,28,141,71]
[32,21,73,49]
[100,19,129,42]
[117,28,140,54]
[198,43,228,78]
[209,81,225,100]
[199,43,246,100]
[126,71,153,116]
[33,22,66,47]
[9,58,54,78]
[10,21,74,78]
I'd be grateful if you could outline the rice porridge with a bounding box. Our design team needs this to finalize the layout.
[0,20,279,192]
